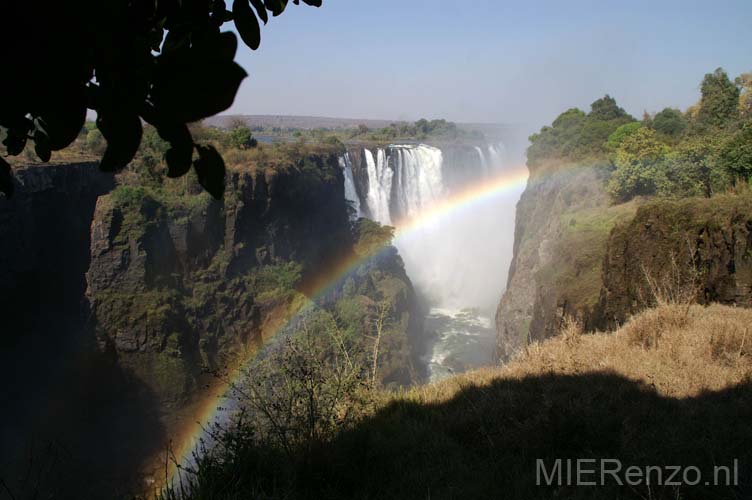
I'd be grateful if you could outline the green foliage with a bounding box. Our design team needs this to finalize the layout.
[651,108,687,138]
[353,218,395,257]
[607,122,642,150]
[607,128,671,201]
[527,97,634,166]
[718,122,752,182]
[588,95,630,121]
[698,68,740,128]
[85,128,106,155]
[248,262,303,302]
[229,126,258,150]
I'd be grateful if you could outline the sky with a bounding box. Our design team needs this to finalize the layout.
[228,0,752,133]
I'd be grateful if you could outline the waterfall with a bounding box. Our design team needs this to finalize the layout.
[392,144,444,220]
[339,153,361,218]
[474,146,489,176]
[364,148,393,225]
[339,141,525,381]
[486,143,506,171]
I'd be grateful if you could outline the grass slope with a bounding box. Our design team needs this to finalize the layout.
[166,303,752,499]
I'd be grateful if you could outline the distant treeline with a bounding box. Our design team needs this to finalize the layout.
[528,67,752,202]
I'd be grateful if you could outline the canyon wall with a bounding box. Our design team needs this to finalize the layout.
[497,160,752,359]
[0,152,423,497]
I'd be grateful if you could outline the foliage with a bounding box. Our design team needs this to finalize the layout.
[606,121,642,150]
[651,107,687,138]
[698,68,740,128]
[534,67,751,203]
[352,218,395,257]
[607,128,672,201]
[229,126,258,150]
[527,97,634,166]
[718,122,752,182]
[0,0,322,199]
[737,73,752,118]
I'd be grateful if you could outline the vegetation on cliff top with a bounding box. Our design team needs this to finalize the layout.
[528,67,752,203]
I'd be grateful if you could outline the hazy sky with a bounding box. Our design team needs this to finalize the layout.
[229,0,752,132]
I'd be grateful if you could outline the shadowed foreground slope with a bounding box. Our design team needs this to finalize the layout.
[167,303,752,499]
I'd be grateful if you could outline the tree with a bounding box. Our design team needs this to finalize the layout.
[698,68,740,128]
[718,122,752,182]
[0,0,323,199]
[651,108,687,138]
[589,95,630,121]
[607,127,671,202]
[229,126,258,149]
[606,122,642,150]
[737,72,752,118]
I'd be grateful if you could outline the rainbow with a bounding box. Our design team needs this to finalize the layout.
[161,162,529,487]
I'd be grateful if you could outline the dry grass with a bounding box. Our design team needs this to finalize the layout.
[164,303,752,499]
[402,303,752,408]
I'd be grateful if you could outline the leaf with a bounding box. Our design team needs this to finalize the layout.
[37,84,87,150]
[250,0,268,24]
[162,124,194,178]
[2,128,27,156]
[264,0,287,16]
[0,157,14,198]
[193,145,225,199]
[233,0,261,50]
[152,47,248,123]
[33,127,52,162]
[297,0,322,6]
[97,112,143,172]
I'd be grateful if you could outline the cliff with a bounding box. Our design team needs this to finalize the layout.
[598,194,752,326]
[0,152,423,497]
[497,160,752,359]
[495,161,635,358]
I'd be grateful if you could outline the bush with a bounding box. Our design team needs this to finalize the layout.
[718,122,752,182]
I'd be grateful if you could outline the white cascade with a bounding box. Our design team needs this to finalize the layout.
[339,153,361,218]
[392,144,444,220]
[364,148,393,225]
[474,146,489,176]
[486,143,506,171]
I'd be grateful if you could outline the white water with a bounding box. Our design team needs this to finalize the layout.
[339,153,361,218]
[343,142,523,381]
[364,148,393,225]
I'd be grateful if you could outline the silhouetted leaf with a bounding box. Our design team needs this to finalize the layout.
[37,86,87,150]
[194,145,225,199]
[250,0,268,24]
[0,157,13,198]
[264,0,287,16]
[233,0,261,50]
[33,128,52,162]
[152,48,248,123]
[162,124,194,177]
[194,31,238,61]
[296,0,322,6]
[2,128,27,156]
[97,113,143,172]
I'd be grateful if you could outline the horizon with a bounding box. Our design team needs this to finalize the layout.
[227,0,752,135]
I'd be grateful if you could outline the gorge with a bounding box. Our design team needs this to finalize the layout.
[340,142,525,380]
[0,134,526,497]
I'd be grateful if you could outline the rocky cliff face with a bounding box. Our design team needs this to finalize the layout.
[497,160,752,360]
[0,153,423,497]
[598,194,752,327]
[495,161,621,358]
[0,162,114,351]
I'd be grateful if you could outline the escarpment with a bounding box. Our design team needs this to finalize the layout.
[497,161,752,360]
[0,152,423,496]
